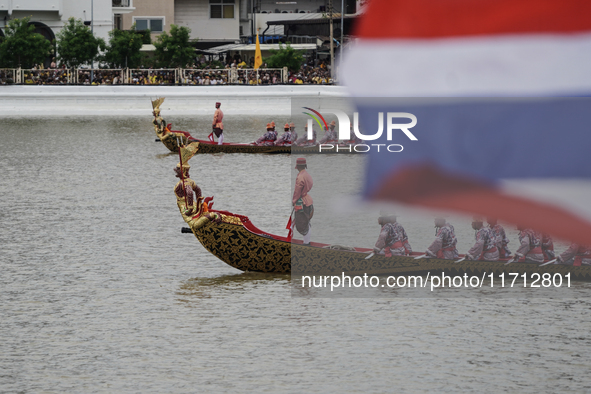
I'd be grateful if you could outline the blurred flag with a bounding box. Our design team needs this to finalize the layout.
[254,31,263,70]
[342,0,591,245]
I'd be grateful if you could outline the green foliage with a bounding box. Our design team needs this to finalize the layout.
[101,26,144,68]
[56,18,105,68]
[0,17,53,68]
[136,29,152,45]
[263,43,303,72]
[154,25,195,68]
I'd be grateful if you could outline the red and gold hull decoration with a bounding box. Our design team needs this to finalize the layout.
[176,198,591,280]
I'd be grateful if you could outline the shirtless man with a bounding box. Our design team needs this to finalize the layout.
[212,102,224,145]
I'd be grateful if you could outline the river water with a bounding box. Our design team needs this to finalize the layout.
[1,116,591,392]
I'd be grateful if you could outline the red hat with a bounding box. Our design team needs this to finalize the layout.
[296,158,306,165]
[266,123,271,128]
[215,102,221,107]
[329,120,336,126]
[271,121,275,127]
[284,123,290,129]
[290,122,295,127]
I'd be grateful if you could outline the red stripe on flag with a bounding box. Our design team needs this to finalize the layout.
[357,0,591,39]
[371,165,591,245]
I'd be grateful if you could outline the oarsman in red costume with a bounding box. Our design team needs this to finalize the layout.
[513,226,544,263]
[426,217,459,259]
[556,244,591,266]
[487,217,512,258]
[255,122,278,146]
[465,217,499,261]
[319,120,338,144]
[275,123,293,146]
[540,233,555,260]
[212,102,224,145]
[292,158,314,245]
[294,124,316,146]
[290,122,298,143]
[373,212,412,256]
[344,127,363,145]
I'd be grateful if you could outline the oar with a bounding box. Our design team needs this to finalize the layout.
[455,257,466,263]
[540,258,558,267]
[155,138,161,142]
[365,252,374,260]
[285,207,294,240]
[414,254,428,260]
[504,257,516,265]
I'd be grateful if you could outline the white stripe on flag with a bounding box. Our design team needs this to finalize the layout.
[341,33,591,96]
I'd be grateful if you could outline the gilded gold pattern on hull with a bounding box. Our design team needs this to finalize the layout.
[183,209,591,281]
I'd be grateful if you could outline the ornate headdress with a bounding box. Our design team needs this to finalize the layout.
[151,97,165,114]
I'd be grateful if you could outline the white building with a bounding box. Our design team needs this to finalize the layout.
[0,0,135,44]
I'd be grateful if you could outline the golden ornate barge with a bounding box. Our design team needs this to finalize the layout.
[177,199,591,281]
[160,137,363,154]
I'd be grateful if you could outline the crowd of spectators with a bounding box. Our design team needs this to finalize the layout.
[182,69,229,85]
[0,70,15,84]
[0,56,334,85]
[128,69,176,85]
[78,70,125,85]
[22,69,70,85]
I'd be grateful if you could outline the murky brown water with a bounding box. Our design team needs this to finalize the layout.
[1,116,591,392]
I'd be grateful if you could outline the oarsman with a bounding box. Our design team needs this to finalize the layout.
[294,124,316,146]
[513,226,544,263]
[212,102,224,145]
[555,243,591,266]
[289,122,298,143]
[487,218,512,258]
[173,163,204,216]
[275,123,293,146]
[540,233,555,260]
[292,158,314,245]
[319,120,338,144]
[343,124,363,145]
[425,217,459,259]
[255,123,277,146]
[465,217,499,261]
[373,212,412,257]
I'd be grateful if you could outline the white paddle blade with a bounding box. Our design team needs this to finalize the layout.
[414,254,428,260]
[365,253,375,260]
[540,258,558,267]
[455,257,466,263]
[504,258,515,265]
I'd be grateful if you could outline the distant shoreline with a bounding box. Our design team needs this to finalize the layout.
[0,85,349,116]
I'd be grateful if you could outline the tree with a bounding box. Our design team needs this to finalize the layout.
[102,26,144,68]
[0,17,52,68]
[56,18,105,68]
[263,43,304,72]
[154,25,195,68]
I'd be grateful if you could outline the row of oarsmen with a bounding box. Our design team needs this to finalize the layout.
[373,213,591,266]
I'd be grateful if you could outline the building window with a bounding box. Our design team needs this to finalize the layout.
[210,0,235,19]
[133,17,164,33]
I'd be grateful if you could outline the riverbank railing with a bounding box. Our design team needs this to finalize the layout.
[0,67,333,85]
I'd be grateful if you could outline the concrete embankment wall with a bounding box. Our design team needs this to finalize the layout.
[0,85,350,117]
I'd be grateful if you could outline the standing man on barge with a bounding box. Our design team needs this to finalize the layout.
[293,158,314,245]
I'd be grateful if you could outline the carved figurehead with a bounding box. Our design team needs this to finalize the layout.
[151,97,167,137]
[174,163,210,223]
